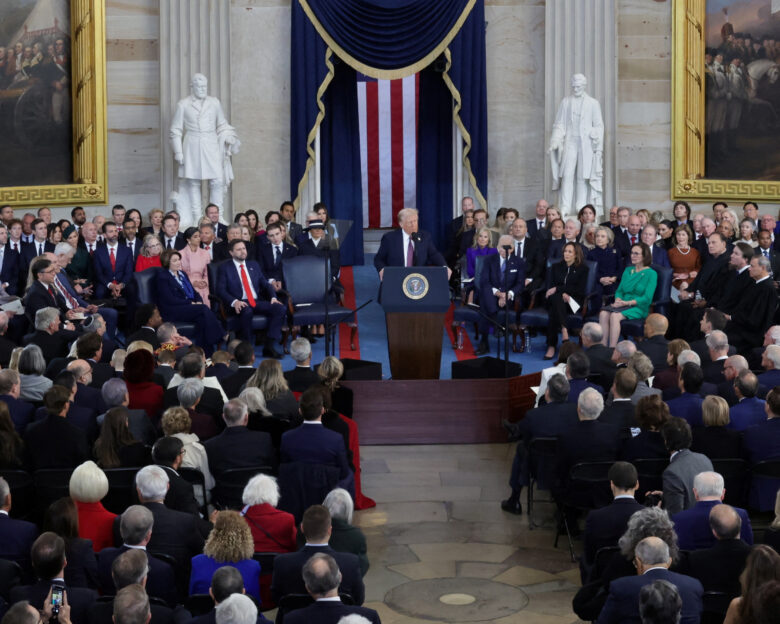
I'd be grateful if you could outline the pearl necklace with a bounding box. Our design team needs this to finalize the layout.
[676,245,691,255]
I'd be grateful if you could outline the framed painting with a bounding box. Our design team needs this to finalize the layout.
[672,0,780,201]
[0,0,106,207]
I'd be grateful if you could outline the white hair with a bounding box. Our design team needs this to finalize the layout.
[615,340,637,360]
[323,488,354,524]
[565,218,582,232]
[337,616,372,624]
[242,473,280,507]
[766,345,780,369]
[290,338,312,364]
[34,307,60,331]
[177,378,204,409]
[69,461,109,503]
[237,388,271,417]
[705,330,729,352]
[635,538,670,566]
[54,242,74,258]
[135,465,169,502]
[768,326,780,345]
[215,594,257,624]
[578,388,604,420]
[582,322,603,344]
[677,349,701,367]
[693,471,725,498]
[725,354,748,373]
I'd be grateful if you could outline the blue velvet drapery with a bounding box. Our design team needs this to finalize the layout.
[290,0,487,263]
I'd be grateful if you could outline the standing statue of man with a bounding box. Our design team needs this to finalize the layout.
[169,73,240,228]
[549,73,604,217]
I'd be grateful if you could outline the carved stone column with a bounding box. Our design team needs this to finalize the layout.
[544,0,617,217]
[159,0,233,219]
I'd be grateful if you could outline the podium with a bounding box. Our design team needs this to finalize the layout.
[380,267,449,380]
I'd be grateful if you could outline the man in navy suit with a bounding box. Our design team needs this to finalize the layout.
[729,370,766,431]
[525,198,550,240]
[271,505,364,612]
[373,208,449,279]
[160,214,186,250]
[206,203,228,241]
[671,471,753,550]
[217,239,285,358]
[744,386,780,510]
[120,218,143,262]
[93,222,133,299]
[280,388,352,487]
[0,369,35,434]
[475,234,526,355]
[204,399,274,478]
[256,221,298,291]
[0,223,20,295]
[666,363,705,428]
[19,217,55,269]
[756,344,780,393]
[566,351,604,403]
[582,462,643,575]
[597,537,703,624]
[285,553,380,624]
[0,477,39,573]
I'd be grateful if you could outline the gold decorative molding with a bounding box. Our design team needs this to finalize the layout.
[1,0,107,207]
[672,0,780,201]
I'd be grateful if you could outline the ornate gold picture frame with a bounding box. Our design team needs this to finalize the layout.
[0,0,107,207]
[672,0,780,201]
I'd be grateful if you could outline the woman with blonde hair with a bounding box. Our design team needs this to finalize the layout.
[69,460,117,551]
[161,406,214,507]
[318,356,353,418]
[691,395,743,460]
[189,510,261,600]
[135,234,163,272]
[143,208,164,238]
[246,359,298,423]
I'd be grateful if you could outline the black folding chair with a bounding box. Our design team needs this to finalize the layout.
[32,468,74,521]
[526,437,558,529]
[179,467,208,518]
[0,469,33,519]
[701,590,731,624]
[184,594,213,617]
[0,559,22,601]
[212,466,275,510]
[711,458,750,508]
[632,458,668,503]
[103,467,141,515]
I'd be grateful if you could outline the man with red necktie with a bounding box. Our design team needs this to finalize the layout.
[93,222,133,299]
[216,239,286,358]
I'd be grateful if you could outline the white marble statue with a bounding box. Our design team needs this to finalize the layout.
[549,73,604,217]
[169,73,240,228]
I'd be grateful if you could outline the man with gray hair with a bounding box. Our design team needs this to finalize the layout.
[204,399,274,478]
[702,329,729,383]
[671,471,752,550]
[97,378,156,445]
[611,340,636,367]
[0,476,39,573]
[598,536,703,624]
[724,253,777,350]
[0,368,34,434]
[164,352,226,418]
[66,358,107,414]
[96,505,176,604]
[718,354,749,405]
[132,465,205,568]
[757,343,780,393]
[729,370,766,431]
[555,387,620,511]
[581,322,617,389]
[284,337,320,392]
[284,553,380,624]
[28,306,75,359]
[215,594,258,624]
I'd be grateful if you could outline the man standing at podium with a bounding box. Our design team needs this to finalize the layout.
[374,208,450,280]
[475,235,526,356]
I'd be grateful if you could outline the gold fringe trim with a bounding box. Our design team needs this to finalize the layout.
[298,0,476,80]
[440,47,488,212]
[294,47,336,210]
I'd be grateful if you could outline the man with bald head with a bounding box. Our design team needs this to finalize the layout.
[637,314,669,372]
[729,370,766,431]
[671,471,752,550]
[683,504,752,597]
[526,199,550,240]
[475,234,526,356]
[66,359,107,414]
[597,536,703,624]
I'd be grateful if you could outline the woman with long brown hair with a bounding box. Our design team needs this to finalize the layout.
[93,407,149,468]
[723,545,780,624]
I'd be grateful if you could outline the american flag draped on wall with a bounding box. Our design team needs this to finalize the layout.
[356,73,419,229]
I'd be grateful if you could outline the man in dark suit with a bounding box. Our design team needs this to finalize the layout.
[152,436,205,519]
[279,388,352,487]
[25,305,78,360]
[510,219,545,289]
[682,504,752,597]
[280,201,303,243]
[756,229,780,276]
[220,342,255,399]
[726,254,778,350]
[671,471,753,550]
[701,329,730,383]
[67,359,108,415]
[271,505,364,611]
[189,566,272,624]
[205,204,228,242]
[9,532,97,624]
[49,370,99,443]
[0,225,21,295]
[689,307,728,365]
[23,386,89,471]
[555,388,620,510]
[216,239,285,358]
[658,418,714,516]
[0,476,39,573]
[667,363,705,428]
[596,536,703,624]
[582,462,643,571]
[525,198,550,240]
[127,304,163,350]
[601,368,638,433]
[581,323,617,389]
[160,214,186,250]
[285,553,380,624]
[757,344,780,394]
[284,337,321,392]
[0,369,35,435]
[24,257,79,325]
[93,221,134,300]
[97,505,177,605]
[502,374,579,514]
[636,314,669,372]
[566,351,604,403]
[475,235,526,356]
[75,331,115,389]
[204,399,274,478]
[546,219,581,261]
[444,196,473,264]
[373,208,448,278]
[744,386,780,511]
[729,370,766,431]
[19,218,55,270]
[120,218,143,262]
[130,465,206,566]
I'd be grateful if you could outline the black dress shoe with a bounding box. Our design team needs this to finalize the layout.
[501,498,523,515]
[474,342,489,356]
[502,418,522,442]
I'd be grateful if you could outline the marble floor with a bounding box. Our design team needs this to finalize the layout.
[351,443,586,624]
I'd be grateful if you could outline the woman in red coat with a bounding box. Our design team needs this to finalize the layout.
[240,474,297,553]
[69,460,117,552]
[123,349,163,421]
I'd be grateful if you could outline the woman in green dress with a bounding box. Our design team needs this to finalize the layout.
[599,242,657,347]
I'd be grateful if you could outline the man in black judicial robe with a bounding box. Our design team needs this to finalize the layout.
[725,255,778,350]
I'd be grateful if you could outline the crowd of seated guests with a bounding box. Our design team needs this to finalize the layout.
[0,221,375,623]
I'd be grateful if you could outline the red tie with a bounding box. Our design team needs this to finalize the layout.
[630,236,636,245]
[204,245,210,251]
[109,247,116,271]
[239,264,256,308]
[88,244,94,256]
